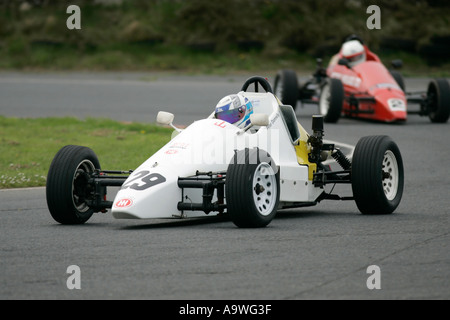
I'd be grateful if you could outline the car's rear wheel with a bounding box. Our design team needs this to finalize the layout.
[46,145,100,224]
[274,69,299,110]
[226,148,280,228]
[319,78,344,123]
[351,136,404,215]
[427,79,450,123]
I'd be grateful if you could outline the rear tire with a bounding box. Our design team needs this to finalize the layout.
[427,79,450,123]
[226,148,280,228]
[274,69,299,110]
[319,78,344,123]
[351,136,404,215]
[46,145,101,224]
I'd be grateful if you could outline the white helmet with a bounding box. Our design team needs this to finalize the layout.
[341,40,366,67]
[214,93,253,129]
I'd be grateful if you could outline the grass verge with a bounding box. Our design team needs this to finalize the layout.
[2,40,448,77]
[0,116,173,189]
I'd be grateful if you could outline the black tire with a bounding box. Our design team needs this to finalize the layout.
[226,148,280,228]
[319,78,344,123]
[389,70,405,91]
[427,79,450,123]
[274,69,299,109]
[46,145,101,224]
[351,136,404,215]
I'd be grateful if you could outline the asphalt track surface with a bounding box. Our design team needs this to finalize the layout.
[0,72,449,300]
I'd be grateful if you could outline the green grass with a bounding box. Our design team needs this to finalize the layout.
[2,40,447,77]
[0,40,318,75]
[0,116,173,189]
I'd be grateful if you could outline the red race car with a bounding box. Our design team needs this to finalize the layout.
[274,35,450,123]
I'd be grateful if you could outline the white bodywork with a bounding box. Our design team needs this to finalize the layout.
[112,91,323,219]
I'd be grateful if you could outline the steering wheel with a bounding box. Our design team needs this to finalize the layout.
[241,76,274,93]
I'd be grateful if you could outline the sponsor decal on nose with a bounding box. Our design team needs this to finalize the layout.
[114,198,133,208]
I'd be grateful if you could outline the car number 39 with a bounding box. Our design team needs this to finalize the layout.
[121,170,166,191]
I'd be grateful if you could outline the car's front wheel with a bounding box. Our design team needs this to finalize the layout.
[351,136,404,214]
[226,148,280,228]
[46,145,101,224]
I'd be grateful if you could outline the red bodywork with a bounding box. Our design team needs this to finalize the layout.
[327,46,407,122]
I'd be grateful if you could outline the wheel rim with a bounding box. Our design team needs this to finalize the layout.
[252,163,277,216]
[72,160,95,212]
[319,83,330,116]
[382,150,399,201]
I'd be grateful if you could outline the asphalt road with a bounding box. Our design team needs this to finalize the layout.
[0,72,449,300]
[0,71,247,126]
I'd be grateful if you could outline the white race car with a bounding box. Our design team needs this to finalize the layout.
[46,76,404,228]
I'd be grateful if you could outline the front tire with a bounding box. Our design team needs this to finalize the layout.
[319,78,344,123]
[274,69,299,109]
[226,148,280,228]
[427,79,450,123]
[351,136,404,215]
[46,145,101,224]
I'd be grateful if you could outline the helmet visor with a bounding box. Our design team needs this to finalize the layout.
[215,105,246,123]
[347,52,364,63]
